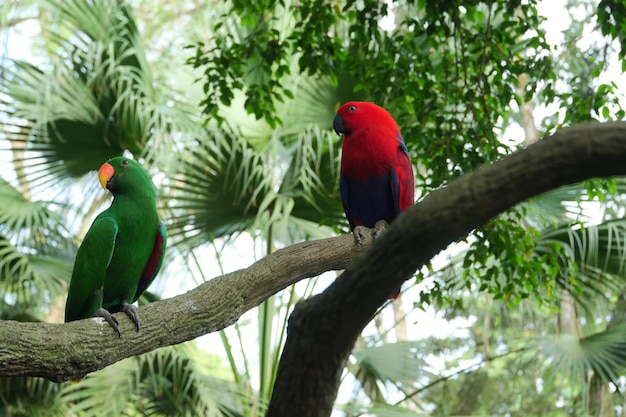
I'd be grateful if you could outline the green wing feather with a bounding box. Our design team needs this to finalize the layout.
[64,216,118,322]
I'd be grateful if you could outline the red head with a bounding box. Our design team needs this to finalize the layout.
[333,101,400,139]
[334,101,404,179]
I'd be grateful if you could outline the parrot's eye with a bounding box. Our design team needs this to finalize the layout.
[349,105,357,112]
[122,159,129,167]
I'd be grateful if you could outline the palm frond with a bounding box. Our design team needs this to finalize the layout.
[61,344,247,417]
[523,177,626,228]
[432,201,626,319]
[540,218,626,317]
[0,376,66,417]
[521,183,597,227]
[352,342,430,389]
[277,125,343,228]
[279,74,338,138]
[0,0,186,194]
[535,322,626,390]
[61,354,137,417]
[341,403,428,417]
[162,128,270,248]
[246,124,343,245]
[0,235,72,311]
[0,177,62,237]
[0,176,73,317]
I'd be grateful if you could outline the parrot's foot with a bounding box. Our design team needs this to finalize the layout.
[352,220,390,244]
[122,303,140,332]
[373,220,389,238]
[95,308,121,337]
[352,226,368,244]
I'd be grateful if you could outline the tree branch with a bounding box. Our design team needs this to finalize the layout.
[1,122,626,412]
[266,121,626,417]
[0,233,371,382]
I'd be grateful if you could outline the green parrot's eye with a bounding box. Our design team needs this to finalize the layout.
[122,160,129,167]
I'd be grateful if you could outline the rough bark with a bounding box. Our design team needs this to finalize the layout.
[266,121,626,417]
[0,233,369,382]
[1,122,625,416]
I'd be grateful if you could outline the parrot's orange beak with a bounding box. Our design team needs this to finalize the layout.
[98,162,115,190]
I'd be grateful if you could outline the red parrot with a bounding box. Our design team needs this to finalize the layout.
[333,101,414,298]
[333,101,415,244]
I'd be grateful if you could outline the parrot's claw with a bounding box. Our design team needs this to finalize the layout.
[95,308,121,337]
[122,303,140,332]
[352,226,368,244]
[373,220,389,238]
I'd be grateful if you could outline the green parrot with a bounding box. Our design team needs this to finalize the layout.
[65,157,167,337]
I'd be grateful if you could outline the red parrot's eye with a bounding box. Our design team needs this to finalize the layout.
[349,105,356,112]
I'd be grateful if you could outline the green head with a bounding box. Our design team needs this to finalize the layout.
[98,157,157,199]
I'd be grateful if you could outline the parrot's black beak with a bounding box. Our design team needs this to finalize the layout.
[333,114,346,135]
[106,177,116,191]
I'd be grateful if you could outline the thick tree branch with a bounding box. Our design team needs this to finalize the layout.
[266,122,626,417]
[0,233,371,382]
[1,122,625,404]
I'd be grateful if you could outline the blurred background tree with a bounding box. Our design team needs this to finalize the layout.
[1,0,625,415]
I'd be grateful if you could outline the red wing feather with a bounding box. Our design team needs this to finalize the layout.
[134,221,167,302]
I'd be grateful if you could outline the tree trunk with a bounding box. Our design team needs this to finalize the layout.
[1,123,626,416]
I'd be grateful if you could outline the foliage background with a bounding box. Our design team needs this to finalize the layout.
[1,0,626,415]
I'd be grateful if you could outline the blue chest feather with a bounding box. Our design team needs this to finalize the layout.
[340,170,401,229]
